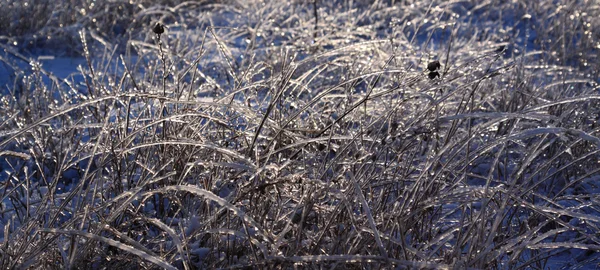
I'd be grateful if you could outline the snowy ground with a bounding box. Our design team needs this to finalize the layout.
[1,0,600,269]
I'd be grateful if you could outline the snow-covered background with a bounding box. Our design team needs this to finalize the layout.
[1,0,599,268]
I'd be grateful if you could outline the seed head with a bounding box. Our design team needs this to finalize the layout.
[390,121,399,133]
[496,45,506,53]
[153,23,164,35]
[428,71,440,80]
[427,60,441,72]
[317,143,326,151]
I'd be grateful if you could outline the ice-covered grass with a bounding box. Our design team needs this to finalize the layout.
[1,0,600,269]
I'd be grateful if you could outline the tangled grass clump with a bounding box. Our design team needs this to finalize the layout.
[1,0,600,269]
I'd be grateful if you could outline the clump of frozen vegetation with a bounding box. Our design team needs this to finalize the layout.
[1,0,599,268]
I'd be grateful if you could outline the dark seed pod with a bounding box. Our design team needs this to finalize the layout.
[317,143,326,151]
[291,210,302,224]
[495,45,506,53]
[427,60,441,72]
[153,23,164,35]
[390,121,399,133]
[428,71,440,80]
